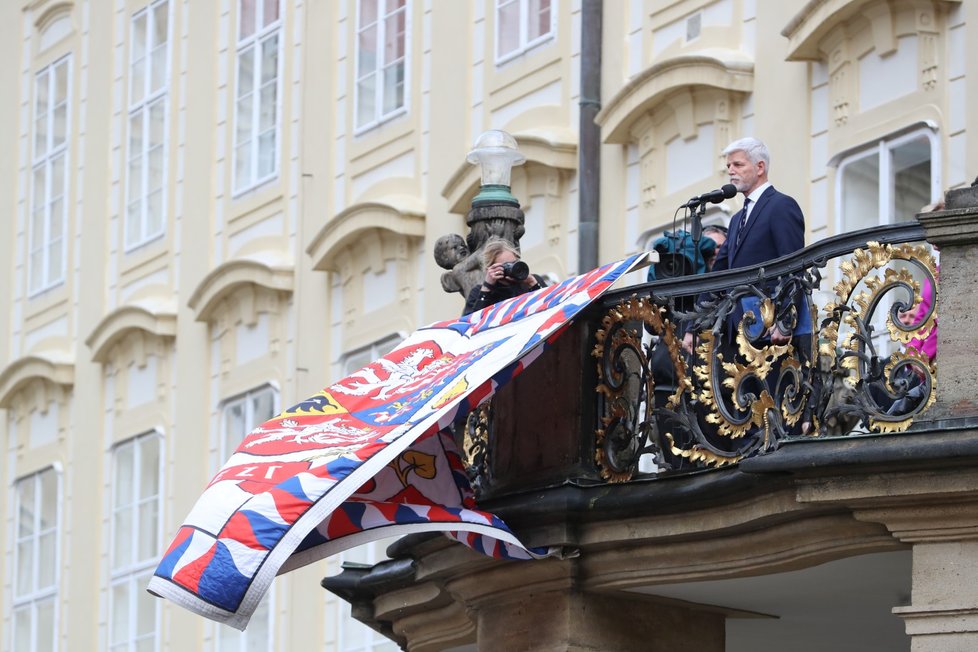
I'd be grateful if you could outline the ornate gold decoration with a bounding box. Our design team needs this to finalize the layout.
[593,296,682,482]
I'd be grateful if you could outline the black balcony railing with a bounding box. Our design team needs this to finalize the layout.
[594,223,938,480]
[463,222,939,491]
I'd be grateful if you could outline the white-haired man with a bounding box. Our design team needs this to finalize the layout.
[683,137,806,351]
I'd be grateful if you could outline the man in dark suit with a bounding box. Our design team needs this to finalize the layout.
[683,137,806,352]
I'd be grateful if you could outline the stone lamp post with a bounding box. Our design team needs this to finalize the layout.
[435,130,528,302]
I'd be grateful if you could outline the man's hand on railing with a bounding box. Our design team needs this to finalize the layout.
[682,332,694,354]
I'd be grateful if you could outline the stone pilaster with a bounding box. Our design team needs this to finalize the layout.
[917,185,978,419]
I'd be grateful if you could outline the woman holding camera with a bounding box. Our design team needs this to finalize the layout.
[462,237,547,316]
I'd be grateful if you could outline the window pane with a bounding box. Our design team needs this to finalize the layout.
[150,45,167,93]
[18,479,36,537]
[224,399,247,455]
[51,155,66,201]
[36,598,56,652]
[246,598,271,652]
[529,0,551,41]
[16,540,33,596]
[147,190,164,235]
[39,469,58,530]
[259,84,276,131]
[240,0,256,39]
[497,0,520,56]
[132,14,148,65]
[30,240,44,292]
[114,505,134,569]
[148,145,164,188]
[32,167,47,223]
[386,0,406,12]
[52,104,67,148]
[152,2,169,48]
[139,437,160,499]
[841,152,879,233]
[236,97,254,144]
[131,59,147,105]
[251,388,276,425]
[39,531,57,588]
[260,35,278,85]
[47,233,64,283]
[127,201,142,245]
[136,573,158,636]
[149,98,166,146]
[138,500,159,560]
[54,61,69,103]
[128,157,144,204]
[892,137,931,222]
[234,142,252,189]
[383,10,405,63]
[110,581,130,645]
[13,607,32,652]
[357,26,378,78]
[130,111,145,159]
[360,0,378,27]
[35,73,49,158]
[382,62,404,114]
[262,0,279,27]
[238,46,255,98]
[356,76,377,127]
[115,443,135,505]
[257,130,276,178]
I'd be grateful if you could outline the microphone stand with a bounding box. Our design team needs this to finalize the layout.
[689,201,706,275]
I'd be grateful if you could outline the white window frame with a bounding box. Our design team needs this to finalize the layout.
[834,126,941,233]
[28,56,71,297]
[124,0,171,252]
[12,466,61,652]
[494,0,555,65]
[354,0,410,133]
[108,432,163,652]
[213,385,278,652]
[232,0,283,195]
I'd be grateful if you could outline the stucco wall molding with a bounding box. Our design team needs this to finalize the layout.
[0,353,74,409]
[596,51,754,144]
[85,303,178,364]
[188,254,295,324]
[783,0,961,61]
[307,200,426,272]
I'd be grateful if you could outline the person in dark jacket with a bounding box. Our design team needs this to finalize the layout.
[461,238,546,316]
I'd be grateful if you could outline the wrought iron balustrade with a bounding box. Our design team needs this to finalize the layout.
[592,223,938,481]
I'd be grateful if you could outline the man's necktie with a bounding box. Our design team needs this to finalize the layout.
[736,197,752,247]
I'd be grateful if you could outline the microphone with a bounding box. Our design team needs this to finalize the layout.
[682,184,737,208]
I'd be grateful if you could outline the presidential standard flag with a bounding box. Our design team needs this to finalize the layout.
[148,253,649,630]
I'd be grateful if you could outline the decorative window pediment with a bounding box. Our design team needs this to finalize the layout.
[85,302,177,363]
[34,2,74,51]
[0,353,74,410]
[188,253,294,324]
[307,200,425,272]
[596,50,754,145]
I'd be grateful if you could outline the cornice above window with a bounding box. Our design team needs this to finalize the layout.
[85,302,177,364]
[188,253,294,323]
[306,200,426,273]
[596,50,754,144]
[0,352,74,409]
[783,0,960,61]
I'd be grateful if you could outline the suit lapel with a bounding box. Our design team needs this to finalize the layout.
[731,186,775,261]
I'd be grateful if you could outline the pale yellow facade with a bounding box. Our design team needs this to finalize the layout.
[0,0,973,650]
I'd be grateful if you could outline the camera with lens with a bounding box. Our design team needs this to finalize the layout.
[500,260,529,281]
